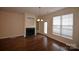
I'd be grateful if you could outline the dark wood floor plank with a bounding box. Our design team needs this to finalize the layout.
[0,34,69,51]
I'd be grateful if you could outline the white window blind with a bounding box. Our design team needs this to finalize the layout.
[53,14,73,39]
[62,14,73,37]
[53,16,61,34]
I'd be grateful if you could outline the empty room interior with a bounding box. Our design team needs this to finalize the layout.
[0,7,79,51]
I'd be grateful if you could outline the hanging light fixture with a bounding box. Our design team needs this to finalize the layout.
[40,18,44,22]
[37,7,43,22]
[37,19,40,22]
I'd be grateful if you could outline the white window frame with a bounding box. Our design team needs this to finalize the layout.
[52,14,73,39]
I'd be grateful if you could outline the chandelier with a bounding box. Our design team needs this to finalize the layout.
[37,7,43,22]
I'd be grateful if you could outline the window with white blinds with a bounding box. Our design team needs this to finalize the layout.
[53,14,73,39]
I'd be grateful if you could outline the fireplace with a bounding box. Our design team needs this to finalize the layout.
[26,28,35,36]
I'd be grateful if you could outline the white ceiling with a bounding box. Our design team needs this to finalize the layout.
[0,7,65,16]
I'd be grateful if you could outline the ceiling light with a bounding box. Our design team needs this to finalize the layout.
[41,19,43,21]
[37,19,40,22]
[37,7,43,22]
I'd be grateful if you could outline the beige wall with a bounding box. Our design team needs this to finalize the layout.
[0,11,25,39]
[38,8,79,48]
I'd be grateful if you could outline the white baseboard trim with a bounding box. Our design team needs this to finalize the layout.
[47,35,71,46]
[0,34,24,39]
[47,35,79,49]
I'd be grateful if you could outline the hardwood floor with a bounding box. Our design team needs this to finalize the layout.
[0,34,69,51]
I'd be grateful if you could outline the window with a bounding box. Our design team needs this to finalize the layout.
[53,14,73,39]
[44,22,47,34]
[53,16,61,34]
[62,14,73,37]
